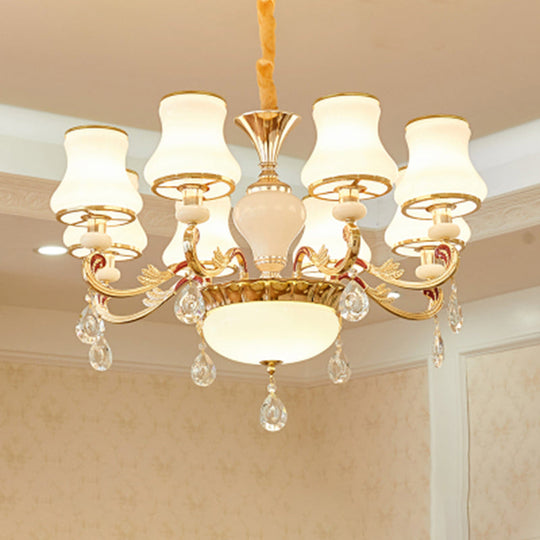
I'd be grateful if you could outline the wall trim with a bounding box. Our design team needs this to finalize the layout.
[1,172,540,246]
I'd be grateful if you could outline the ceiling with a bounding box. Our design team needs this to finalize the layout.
[1,0,540,160]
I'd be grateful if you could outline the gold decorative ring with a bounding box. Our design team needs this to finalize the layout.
[68,242,143,262]
[55,205,137,226]
[391,237,465,257]
[400,193,482,219]
[64,125,128,137]
[313,92,380,107]
[308,174,392,201]
[150,173,236,201]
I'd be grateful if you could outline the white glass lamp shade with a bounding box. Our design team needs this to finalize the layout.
[144,92,241,201]
[298,197,372,276]
[50,126,142,226]
[394,116,487,219]
[162,197,237,272]
[203,301,340,365]
[384,206,471,258]
[301,94,397,201]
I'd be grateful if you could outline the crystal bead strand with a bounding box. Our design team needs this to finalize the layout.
[431,315,444,368]
[327,334,352,384]
[75,291,113,372]
[191,325,217,387]
[174,280,205,324]
[75,292,105,345]
[339,278,369,322]
[259,361,287,432]
[447,278,464,334]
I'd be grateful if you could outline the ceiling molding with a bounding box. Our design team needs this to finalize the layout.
[0,171,177,237]
[2,171,540,247]
[467,183,540,240]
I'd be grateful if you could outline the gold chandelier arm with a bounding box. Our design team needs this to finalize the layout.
[83,253,175,299]
[183,225,250,279]
[365,284,444,321]
[225,247,250,279]
[294,222,361,277]
[256,0,278,109]
[365,243,460,291]
[93,289,175,324]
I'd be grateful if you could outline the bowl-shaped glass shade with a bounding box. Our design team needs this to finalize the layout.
[203,301,340,364]
[144,92,241,201]
[51,126,143,226]
[394,116,487,219]
[162,197,237,272]
[301,94,397,201]
[297,197,372,276]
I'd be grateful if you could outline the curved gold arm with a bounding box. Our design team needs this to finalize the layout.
[183,226,249,279]
[294,223,361,277]
[93,288,176,324]
[83,253,175,299]
[365,243,459,291]
[364,284,444,321]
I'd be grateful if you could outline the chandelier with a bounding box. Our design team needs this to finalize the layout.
[50,0,487,432]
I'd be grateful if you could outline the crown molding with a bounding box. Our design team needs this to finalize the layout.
[2,171,540,245]
[0,171,178,237]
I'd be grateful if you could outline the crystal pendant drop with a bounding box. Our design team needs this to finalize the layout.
[447,282,464,334]
[431,318,444,368]
[191,343,217,387]
[174,281,205,324]
[339,280,369,322]
[89,335,113,372]
[327,338,352,384]
[75,305,105,344]
[260,384,288,432]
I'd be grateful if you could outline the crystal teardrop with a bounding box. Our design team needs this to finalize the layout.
[174,281,205,324]
[339,280,369,322]
[76,305,105,344]
[431,320,444,368]
[191,346,217,387]
[328,347,352,384]
[89,335,113,372]
[447,282,464,334]
[260,392,287,432]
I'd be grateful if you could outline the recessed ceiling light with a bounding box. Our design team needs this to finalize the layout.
[387,291,400,301]
[36,245,68,256]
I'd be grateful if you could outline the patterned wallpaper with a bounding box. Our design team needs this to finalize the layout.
[307,367,431,539]
[0,361,429,539]
[468,342,540,540]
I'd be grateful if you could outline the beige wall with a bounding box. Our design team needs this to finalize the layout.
[467,342,540,540]
[0,361,429,539]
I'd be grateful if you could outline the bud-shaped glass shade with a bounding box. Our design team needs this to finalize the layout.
[144,92,241,201]
[297,197,372,276]
[384,206,471,258]
[301,94,397,201]
[51,126,143,226]
[63,170,147,260]
[162,197,237,274]
[394,116,487,219]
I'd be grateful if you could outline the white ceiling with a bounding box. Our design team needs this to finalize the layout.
[1,0,540,160]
